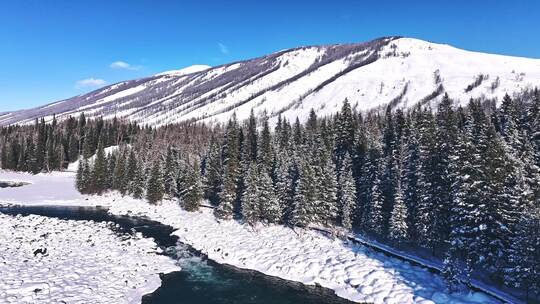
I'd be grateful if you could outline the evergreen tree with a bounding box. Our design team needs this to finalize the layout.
[245,110,258,162]
[319,157,338,226]
[130,161,146,199]
[113,149,128,195]
[335,99,355,163]
[291,162,316,227]
[215,115,240,219]
[414,109,439,250]
[80,158,92,193]
[259,169,282,224]
[402,119,421,241]
[146,159,164,204]
[505,206,540,299]
[361,139,384,235]
[164,147,179,197]
[92,141,108,193]
[258,117,273,169]
[432,93,459,245]
[75,158,85,192]
[388,181,409,242]
[125,149,138,186]
[338,153,355,230]
[203,140,223,205]
[181,162,203,211]
[241,163,260,224]
[106,152,117,189]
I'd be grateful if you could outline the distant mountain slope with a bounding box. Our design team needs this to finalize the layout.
[2,36,540,126]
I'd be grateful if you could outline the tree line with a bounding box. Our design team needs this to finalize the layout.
[0,114,139,173]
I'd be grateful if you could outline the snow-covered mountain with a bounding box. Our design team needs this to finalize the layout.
[2,36,540,127]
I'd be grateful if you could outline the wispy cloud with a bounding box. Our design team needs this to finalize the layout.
[218,42,229,54]
[110,60,141,70]
[75,78,107,89]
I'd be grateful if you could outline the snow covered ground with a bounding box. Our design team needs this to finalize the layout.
[0,170,500,303]
[0,213,179,304]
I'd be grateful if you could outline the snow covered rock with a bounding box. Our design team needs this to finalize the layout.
[0,213,179,304]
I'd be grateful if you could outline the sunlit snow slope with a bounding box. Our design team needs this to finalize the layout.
[2,37,539,127]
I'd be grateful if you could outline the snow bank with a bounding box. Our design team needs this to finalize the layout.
[0,213,179,304]
[0,171,101,206]
[108,200,499,304]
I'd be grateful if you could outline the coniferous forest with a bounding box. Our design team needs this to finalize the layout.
[1,90,540,300]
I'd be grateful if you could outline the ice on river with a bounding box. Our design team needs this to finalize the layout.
[0,213,179,304]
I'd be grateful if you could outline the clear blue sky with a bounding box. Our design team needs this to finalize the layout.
[1,0,539,111]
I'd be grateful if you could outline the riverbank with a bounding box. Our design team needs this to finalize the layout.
[0,212,179,303]
[0,170,500,303]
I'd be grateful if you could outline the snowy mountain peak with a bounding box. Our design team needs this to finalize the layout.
[155,64,211,77]
[2,36,539,127]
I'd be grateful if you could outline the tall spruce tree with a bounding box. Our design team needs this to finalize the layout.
[181,162,203,211]
[241,163,260,224]
[203,140,223,205]
[215,115,240,220]
[130,161,146,199]
[259,169,282,224]
[146,159,165,204]
[92,140,108,194]
[388,181,409,242]
[338,153,356,230]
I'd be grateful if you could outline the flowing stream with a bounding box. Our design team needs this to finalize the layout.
[0,205,353,304]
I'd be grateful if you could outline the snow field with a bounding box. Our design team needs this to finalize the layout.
[0,213,180,304]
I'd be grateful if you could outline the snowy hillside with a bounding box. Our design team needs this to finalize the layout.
[2,36,539,127]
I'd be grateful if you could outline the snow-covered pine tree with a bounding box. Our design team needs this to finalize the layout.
[164,147,179,197]
[338,153,355,230]
[203,139,223,206]
[274,151,295,223]
[380,107,399,234]
[241,163,260,224]
[259,169,282,224]
[448,100,489,280]
[258,117,273,170]
[181,161,203,211]
[245,110,258,162]
[362,139,384,235]
[130,161,146,199]
[335,99,355,166]
[432,93,459,245]
[146,159,164,204]
[442,250,462,292]
[291,161,316,227]
[26,136,38,174]
[75,157,85,192]
[81,158,93,194]
[388,180,408,242]
[125,148,137,185]
[505,206,540,299]
[414,108,439,251]
[215,115,240,220]
[482,124,523,276]
[402,117,420,241]
[106,152,117,189]
[92,140,108,194]
[319,156,338,226]
[112,149,128,195]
